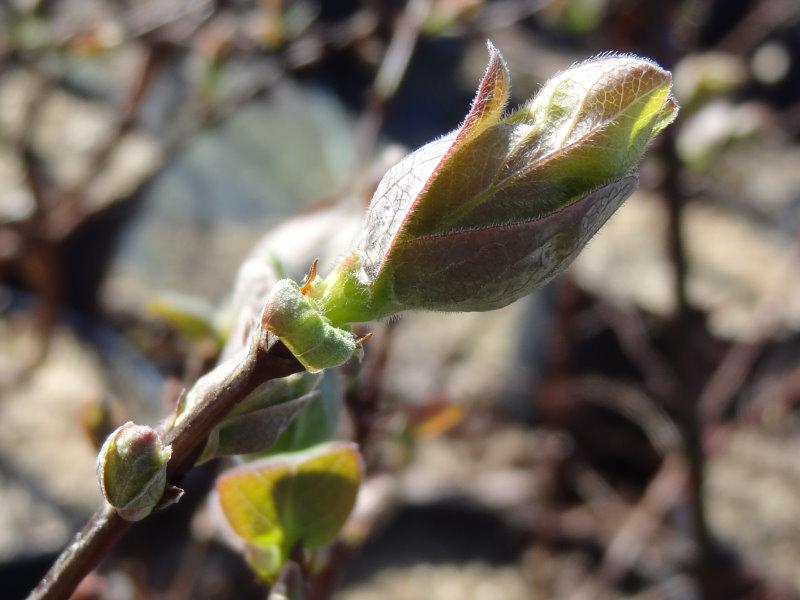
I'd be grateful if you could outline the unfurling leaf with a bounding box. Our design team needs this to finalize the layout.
[216,442,361,580]
[198,371,334,461]
[258,43,677,371]
[202,393,316,460]
[312,44,678,325]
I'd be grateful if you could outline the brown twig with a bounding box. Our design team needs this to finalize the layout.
[699,222,800,424]
[27,334,304,600]
[662,123,717,600]
[570,454,688,600]
[566,376,681,456]
[717,0,800,54]
[354,0,431,162]
[594,301,678,401]
[637,0,717,589]
[68,41,167,196]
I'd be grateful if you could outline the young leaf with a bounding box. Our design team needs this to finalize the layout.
[202,393,317,460]
[256,43,678,372]
[191,372,324,462]
[216,442,362,578]
[148,292,220,342]
[312,46,678,325]
[267,369,343,455]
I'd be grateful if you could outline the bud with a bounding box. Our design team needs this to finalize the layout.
[312,44,678,325]
[261,278,359,372]
[97,422,172,521]
[261,43,678,370]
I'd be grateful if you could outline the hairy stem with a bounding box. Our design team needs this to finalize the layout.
[28,335,303,600]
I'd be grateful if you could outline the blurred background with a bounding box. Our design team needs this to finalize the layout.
[2,0,800,598]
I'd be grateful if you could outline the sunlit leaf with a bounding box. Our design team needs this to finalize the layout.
[216,442,361,578]
[148,292,219,342]
[312,48,677,326]
[267,369,342,454]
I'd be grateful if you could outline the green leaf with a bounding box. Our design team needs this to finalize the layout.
[267,369,342,454]
[227,372,320,421]
[314,47,678,326]
[204,392,316,459]
[147,292,219,342]
[216,442,362,578]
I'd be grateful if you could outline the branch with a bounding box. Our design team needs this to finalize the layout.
[27,335,304,600]
[354,0,430,161]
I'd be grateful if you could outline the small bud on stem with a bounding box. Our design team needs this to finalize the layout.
[96,422,171,522]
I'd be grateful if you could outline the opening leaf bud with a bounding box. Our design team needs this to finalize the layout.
[312,43,678,325]
[96,422,172,521]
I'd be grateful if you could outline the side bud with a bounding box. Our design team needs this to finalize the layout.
[262,278,358,373]
[97,422,172,521]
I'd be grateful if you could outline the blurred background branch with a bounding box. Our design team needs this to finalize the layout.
[2,1,800,599]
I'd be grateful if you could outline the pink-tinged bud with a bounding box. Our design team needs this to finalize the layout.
[96,422,171,521]
[310,43,677,325]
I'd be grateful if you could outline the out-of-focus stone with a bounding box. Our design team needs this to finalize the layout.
[676,100,766,168]
[31,90,118,188]
[0,69,46,141]
[85,131,164,211]
[571,192,800,341]
[0,319,104,561]
[102,83,357,311]
[0,148,35,224]
[382,300,529,408]
[340,563,533,600]
[0,66,163,213]
[338,422,605,598]
[751,42,792,86]
[708,427,800,591]
[715,144,800,220]
[396,427,546,509]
